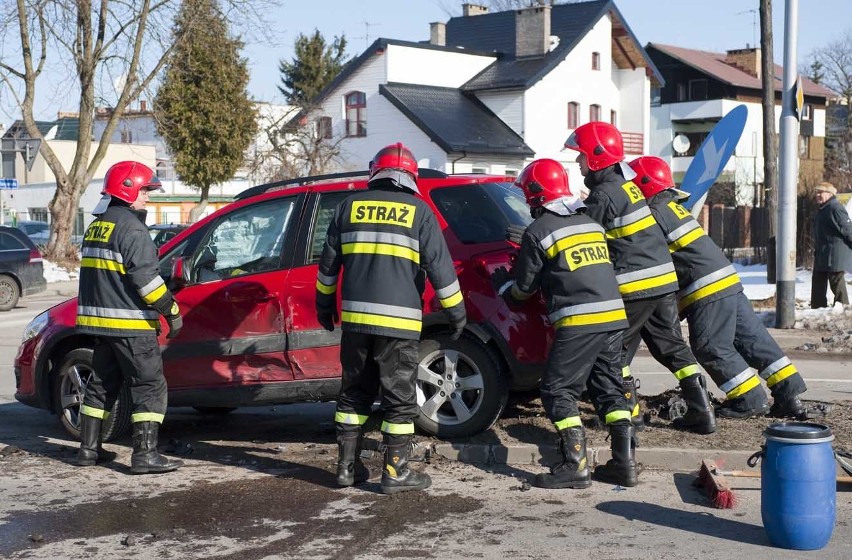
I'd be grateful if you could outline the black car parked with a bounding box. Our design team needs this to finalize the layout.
[149,224,188,248]
[0,226,46,311]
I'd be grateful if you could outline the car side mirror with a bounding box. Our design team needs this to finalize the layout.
[171,256,191,289]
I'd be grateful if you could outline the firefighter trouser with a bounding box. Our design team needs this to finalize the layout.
[811,270,849,308]
[622,294,700,381]
[686,292,807,402]
[335,332,419,436]
[82,335,168,424]
[541,328,630,426]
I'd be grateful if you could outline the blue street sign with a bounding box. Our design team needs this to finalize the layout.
[0,178,18,190]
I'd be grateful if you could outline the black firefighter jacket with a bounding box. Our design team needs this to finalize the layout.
[76,204,178,337]
[814,195,852,272]
[316,184,466,341]
[647,190,743,315]
[509,210,629,334]
[583,166,679,301]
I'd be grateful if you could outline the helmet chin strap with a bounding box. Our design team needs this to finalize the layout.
[530,206,545,219]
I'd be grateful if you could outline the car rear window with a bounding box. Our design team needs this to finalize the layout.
[430,182,532,244]
[0,231,27,250]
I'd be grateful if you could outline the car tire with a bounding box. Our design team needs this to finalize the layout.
[52,347,131,442]
[193,407,237,415]
[0,274,20,312]
[415,332,508,438]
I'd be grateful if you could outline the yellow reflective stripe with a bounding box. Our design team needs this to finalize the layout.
[142,283,167,304]
[553,309,627,329]
[80,257,126,274]
[726,375,761,399]
[606,215,657,239]
[544,232,603,260]
[554,416,582,430]
[81,405,107,419]
[76,316,159,330]
[605,410,632,424]
[631,404,641,417]
[342,242,420,264]
[674,364,701,380]
[316,280,336,295]
[668,228,704,252]
[335,411,369,425]
[622,366,631,378]
[678,273,741,311]
[439,291,463,309]
[131,412,165,423]
[381,421,414,435]
[341,311,421,332]
[386,464,398,477]
[766,364,798,388]
[618,271,679,295]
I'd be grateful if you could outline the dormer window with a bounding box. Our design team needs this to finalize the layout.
[345,91,366,137]
[592,51,601,71]
[567,102,579,129]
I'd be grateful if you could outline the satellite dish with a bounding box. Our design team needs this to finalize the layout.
[672,134,691,155]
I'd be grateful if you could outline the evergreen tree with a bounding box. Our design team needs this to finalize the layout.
[278,30,348,104]
[154,0,257,222]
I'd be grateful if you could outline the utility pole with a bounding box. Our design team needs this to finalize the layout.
[760,0,778,281]
[776,0,799,328]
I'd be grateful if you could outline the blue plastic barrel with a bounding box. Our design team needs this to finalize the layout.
[761,422,836,550]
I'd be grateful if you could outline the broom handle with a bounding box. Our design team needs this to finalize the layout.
[720,470,852,483]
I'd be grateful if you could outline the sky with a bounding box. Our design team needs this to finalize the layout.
[241,0,852,107]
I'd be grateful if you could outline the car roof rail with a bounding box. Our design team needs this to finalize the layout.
[235,167,449,200]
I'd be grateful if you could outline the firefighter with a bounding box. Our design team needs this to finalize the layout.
[564,122,715,434]
[493,158,638,488]
[316,142,466,494]
[76,161,183,474]
[628,156,808,419]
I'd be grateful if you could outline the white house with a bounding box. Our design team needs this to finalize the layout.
[299,0,661,189]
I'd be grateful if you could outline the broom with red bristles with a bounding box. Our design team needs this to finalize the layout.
[693,459,738,509]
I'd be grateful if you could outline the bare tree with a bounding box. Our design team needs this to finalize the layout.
[0,0,271,263]
[760,0,778,239]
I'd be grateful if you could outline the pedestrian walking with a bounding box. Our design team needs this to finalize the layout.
[811,181,852,308]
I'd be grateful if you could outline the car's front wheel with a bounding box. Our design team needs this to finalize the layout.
[52,347,131,442]
[415,333,508,438]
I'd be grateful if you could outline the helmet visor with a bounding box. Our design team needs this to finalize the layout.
[143,175,165,193]
[563,132,580,151]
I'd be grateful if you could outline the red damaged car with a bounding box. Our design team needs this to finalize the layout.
[14,169,553,440]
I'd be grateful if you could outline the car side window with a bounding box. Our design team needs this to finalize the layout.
[192,197,296,282]
[309,192,351,263]
[0,232,26,250]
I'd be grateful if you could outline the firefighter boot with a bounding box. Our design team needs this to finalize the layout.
[716,387,770,419]
[130,422,184,475]
[533,427,591,489]
[335,429,370,487]
[77,415,117,466]
[623,376,645,431]
[673,375,717,435]
[380,435,431,495]
[593,422,639,487]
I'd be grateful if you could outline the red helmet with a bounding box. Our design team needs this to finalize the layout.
[369,142,419,193]
[515,159,573,208]
[564,121,625,171]
[102,161,162,204]
[629,156,674,199]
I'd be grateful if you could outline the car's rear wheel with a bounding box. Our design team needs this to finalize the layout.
[0,274,20,312]
[52,347,131,442]
[415,333,508,438]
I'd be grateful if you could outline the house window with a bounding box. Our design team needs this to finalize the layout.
[802,104,813,120]
[120,129,133,143]
[651,87,661,107]
[688,79,708,101]
[317,116,332,140]
[28,208,48,223]
[798,136,810,159]
[610,110,617,126]
[591,52,601,71]
[345,91,366,137]
[567,102,579,129]
[677,83,687,102]
[590,104,601,122]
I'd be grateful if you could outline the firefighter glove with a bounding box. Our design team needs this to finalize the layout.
[166,313,183,339]
[318,308,339,332]
[506,224,526,245]
[449,318,466,341]
[491,266,513,295]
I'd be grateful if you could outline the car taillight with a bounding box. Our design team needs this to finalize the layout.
[472,250,516,279]
[28,248,43,263]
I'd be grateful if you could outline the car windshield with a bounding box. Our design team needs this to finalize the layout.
[430,182,532,244]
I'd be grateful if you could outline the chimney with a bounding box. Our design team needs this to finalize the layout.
[140,100,147,111]
[430,22,446,46]
[463,3,488,17]
[725,48,761,79]
[515,5,551,58]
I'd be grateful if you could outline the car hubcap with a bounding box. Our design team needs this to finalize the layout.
[59,363,90,433]
[0,281,13,306]
[417,348,485,426]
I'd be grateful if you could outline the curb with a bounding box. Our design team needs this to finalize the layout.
[433,442,757,472]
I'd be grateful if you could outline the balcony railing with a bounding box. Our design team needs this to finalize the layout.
[622,132,644,154]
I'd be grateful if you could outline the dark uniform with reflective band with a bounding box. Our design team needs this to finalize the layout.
[648,190,807,414]
[77,204,179,426]
[317,185,465,438]
[583,166,703,424]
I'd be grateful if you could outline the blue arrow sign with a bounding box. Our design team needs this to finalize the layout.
[679,104,748,211]
[0,178,18,190]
